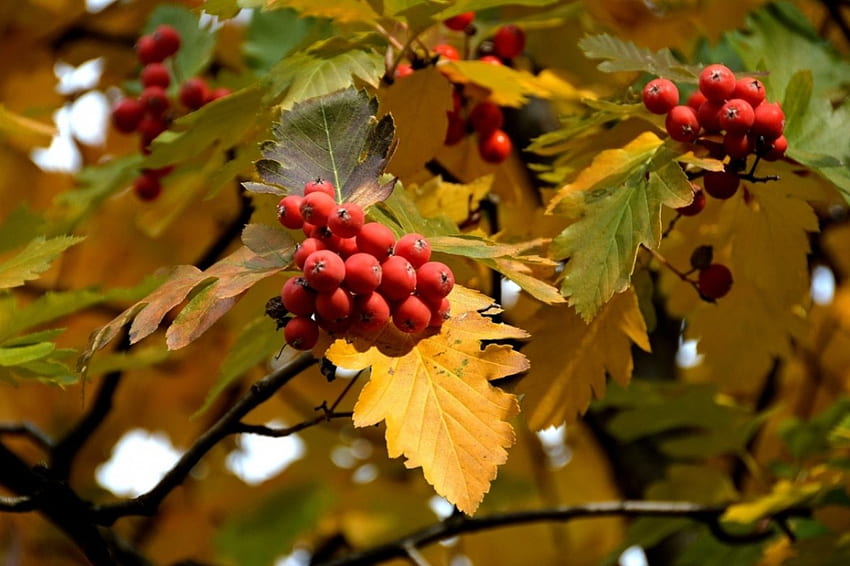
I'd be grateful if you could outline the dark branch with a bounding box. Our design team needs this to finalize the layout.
[0,422,54,451]
[93,352,316,525]
[234,411,353,437]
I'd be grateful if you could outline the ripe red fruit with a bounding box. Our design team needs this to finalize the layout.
[718,98,755,134]
[152,24,181,60]
[676,184,706,217]
[703,170,740,200]
[478,55,503,65]
[698,64,736,101]
[696,99,724,133]
[344,253,382,295]
[133,173,162,201]
[394,63,414,79]
[111,98,145,133]
[493,24,525,59]
[724,131,753,159]
[327,203,365,238]
[752,102,785,140]
[303,178,336,197]
[379,255,418,301]
[284,316,319,350]
[138,115,168,146]
[444,12,475,31]
[136,35,163,65]
[357,223,396,261]
[642,78,679,115]
[392,295,432,333]
[697,263,733,300]
[434,44,461,61]
[733,78,765,108]
[394,233,432,268]
[277,195,304,230]
[444,111,467,145]
[140,63,170,89]
[300,191,337,226]
[140,86,170,116]
[416,261,455,302]
[353,292,391,332]
[306,225,341,250]
[180,77,209,111]
[294,238,326,269]
[316,287,353,322]
[469,101,504,137]
[336,237,359,258]
[429,298,451,328]
[281,276,316,316]
[686,90,708,111]
[303,250,346,293]
[760,135,788,161]
[478,129,512,163]
[665,105,700,142]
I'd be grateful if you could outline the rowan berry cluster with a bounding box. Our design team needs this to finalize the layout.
[110,24,231,201]
[275,179,455,350]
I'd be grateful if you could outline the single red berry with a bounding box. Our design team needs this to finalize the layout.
[140,62,170,89]
[416,261,455,302]
[207,87,231,103]
[327,202,365,238]
[300,191,337,226]
[277,195,305,230]
[698,64,736,101]
[133,173,162,201]
[724,131,752,159]
[138,115,168,146]
[718,98,755,134]
[294,238,326,269]
[140,86,170,116]
[303,178,336,197]
[733,78,765,108]
[429,297,451,328]
[469,101,504,137]
[379,255,418,301]
[344,253,382,295]
[703,170,740,200]
[760,135,787,161]
[444,12,475,31]
[394,233,432,268]
[696,99,724,133]
[111,98,145,133]
[665,105,700,142]
[316,287,353,323]
[180,77,209,111]
[642,78,679,115]
[697,263,733,300]
[394,63,414,79]
[444,111,467,145]
[136,35,162,65]
[317,315,351,334]
[434,44,461,61]
[356,223,396,261]
[306,225,341,250]
[676,183,706,217]
[752,102,785,140]
[281,276,316,316]
[478,129,512,163]
[478,55,503,65]
[686,90,708,111]
[336,237,359,258]
[392,295,432,333]
[303,250,346,293]
[152,24,181,59]
[284,316,319,350]
[353,292,391,332]
[493,24,525,59]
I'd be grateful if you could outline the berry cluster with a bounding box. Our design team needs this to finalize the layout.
[688,245,733,300]
[275,179,455,350]
[110,24,231,201]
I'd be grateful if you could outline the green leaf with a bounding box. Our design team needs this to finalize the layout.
[256,87,396,206]
[244,8,331,72]
[780,398,850,461]
[146,4,217,83]
[0,342,55,366]
[439,61,551,107]
[0,236,85,290]
[578,33,701,82]
[549,135,693,320]
[0,206,45,254]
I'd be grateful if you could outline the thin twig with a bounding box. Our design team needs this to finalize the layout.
[640,244,702,297]
[0,423,54,451]
[234,412,353,437]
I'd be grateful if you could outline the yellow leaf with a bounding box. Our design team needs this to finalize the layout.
[722,479,823,525]
[265,0,381,23]
[325,286,527,514]
[439,60,551,107]
[516,289,650,429]
[0,104,55,152]
[410,175,493,225]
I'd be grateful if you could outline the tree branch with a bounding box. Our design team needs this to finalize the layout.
[234,411,353,437]
[0,422,54,451]
[93,352,316,525]
[317,501,791,566]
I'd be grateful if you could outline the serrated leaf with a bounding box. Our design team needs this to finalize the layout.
[439,61,551,107]
[0,236,84,290]
[258,88,396,207]
[578,33,701,82]
[244,7,327,72]
[516,289,649,429]
[325,286,526,514]
[0,342,55,366]
[548,134,692,320]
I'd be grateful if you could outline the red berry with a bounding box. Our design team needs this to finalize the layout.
[394,233,432,268]
[444,111,467,145]
[152,24,181,60]
[478,55,503,65]
[303,250,346,293]
[434,44,461,61]
[394,63,414,79]
[140,86,170,116]
[356,223,396,261]
[392,295,432,333]
[136,35,162,65]
[642,78,679,115]
[718,98,755,134]
[303,178,336,197]
[336,237,359,258]
[138,115,168,146]
[344,253,382,295]
[277,195,304,230]
[140,63,170,89]
[111,98,145,133]
[306,225,341,250]
[469,101,504,137]
[703,170,740,200]
[686,90,708,111]
[316,287,353,323]
[676,184,706,217]
[353,292,391,332]
[733,78,765,108]
[281,276,316,316]
[328,203,365,238]
[665,105,700,142]
[416,261,455,302]
[284,316,319,350]
[493,25,525,59]
[444,12,475,31]
[379,255,417,301]
[478,129,512,163]
[698,64,736,101]
[300,191,337,226]
[697,264,733,299]
[180,77,209,111]
[760,135,787,161]
[752,102,785,140]
[294,238,326,269]
[429,298,451,328]
[724,131,752,159]
[133,173,162,201]
[696,99,724,133]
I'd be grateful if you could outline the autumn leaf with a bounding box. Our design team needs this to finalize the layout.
[516,289,649,429]
[578,33,701,82]
[440,61,551,107]
[325,285,527,514]
[0,235,85,290]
